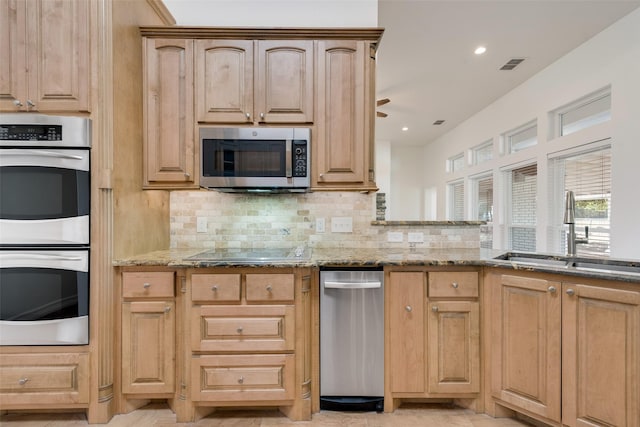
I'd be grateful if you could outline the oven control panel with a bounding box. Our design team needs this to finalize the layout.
[0,124,62,141]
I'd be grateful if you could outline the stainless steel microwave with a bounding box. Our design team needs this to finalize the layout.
[199,127,310,193]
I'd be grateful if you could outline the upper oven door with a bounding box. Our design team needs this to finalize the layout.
[0,148,90,246]
[0,249,89,345]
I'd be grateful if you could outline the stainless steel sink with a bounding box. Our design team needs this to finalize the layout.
[186,246,310,263]
[494,252,640,276]
[493,252,569,268]
[569,261,640,275]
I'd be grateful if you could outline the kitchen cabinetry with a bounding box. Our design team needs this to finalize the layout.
[195,40,313,124]
[385,268,480,412]
[187,268,313,421]
[142,38,196,188]
[488,269,640,427]
[0,0,90,113]
[0,352,89,406]
[313,40,377,191]
[121,271,175,396]
[140,27,383,192]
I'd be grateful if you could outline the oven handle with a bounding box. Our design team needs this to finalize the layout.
[324,281,382,289]
[0,253,85,261]
[1,149,84,160]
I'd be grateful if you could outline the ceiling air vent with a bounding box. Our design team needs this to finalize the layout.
[433,120,445,125]
[500,58,525,71]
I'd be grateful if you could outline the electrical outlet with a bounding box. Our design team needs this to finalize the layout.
[196,217,207,233]
[387,231,403,242]
[408,232,424,243]
[316,217,325,233]
[331,217,353,233]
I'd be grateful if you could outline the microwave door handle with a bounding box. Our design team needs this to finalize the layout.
[1,149,84,161]
[285,139,292,178]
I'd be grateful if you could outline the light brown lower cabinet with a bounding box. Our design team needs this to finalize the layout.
[489,270,640,427]
[385,268,480,412]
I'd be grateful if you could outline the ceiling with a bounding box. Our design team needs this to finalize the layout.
[375,0,640,146]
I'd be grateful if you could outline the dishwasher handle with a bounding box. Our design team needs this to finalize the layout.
[323,280,382,289]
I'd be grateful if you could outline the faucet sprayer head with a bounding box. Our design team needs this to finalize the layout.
[564,190,575,224]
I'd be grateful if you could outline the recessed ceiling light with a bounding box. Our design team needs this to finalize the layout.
[474,46,487,55]
[401,127,409,132]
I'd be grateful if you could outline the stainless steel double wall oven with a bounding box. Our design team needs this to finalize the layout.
[0,114,91,345]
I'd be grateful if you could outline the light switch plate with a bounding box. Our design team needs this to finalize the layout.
[196,217,207,233]
[316,217,325,233]
[387,231,403,242]
[331,217,353,233]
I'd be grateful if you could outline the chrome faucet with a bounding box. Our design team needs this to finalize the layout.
[564,190,589,256]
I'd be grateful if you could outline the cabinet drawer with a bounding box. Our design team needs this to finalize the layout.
[0,353,89,405]
[428,271,478,298]
[192,274,241,303]
[191,354,294,402]
[122,271,175,298]
[192,305,295,352]
[246,274,294,302]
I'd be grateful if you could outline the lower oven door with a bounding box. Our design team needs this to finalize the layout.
[0,249,89,345]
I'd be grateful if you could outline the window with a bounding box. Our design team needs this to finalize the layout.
[504,163,537,251]
[471,173,493,249]
[505,121,537,154]
[554,88,611,137]
[448,180,464,220]
[472,140,493,165]
[548,143,611,256]
[448,153,465,173]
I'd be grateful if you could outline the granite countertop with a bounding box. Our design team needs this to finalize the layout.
[114,247,640,284]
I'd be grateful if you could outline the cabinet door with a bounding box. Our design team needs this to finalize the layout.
[315,40,370,188]
[256,40,313,124]
[27,0,90,112]
[491,274,561,423]
[195,39,253,123]
[562,284,640,427]
[427,300,479,394]
[0,0,27,111]
[122,301,175,394]
[144,38,195,187]
[387,271,425,393]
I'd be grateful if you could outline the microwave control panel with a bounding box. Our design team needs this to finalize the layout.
[293,140,308,177]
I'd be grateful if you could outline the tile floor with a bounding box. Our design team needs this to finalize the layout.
[0,402,536,426]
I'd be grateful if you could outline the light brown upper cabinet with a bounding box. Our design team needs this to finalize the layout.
[143,38,196,188]
[195,40,313,124]
[0,0,90,113]
[313,40,377,191]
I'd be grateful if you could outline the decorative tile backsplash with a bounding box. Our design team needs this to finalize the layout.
[170,191,480,250]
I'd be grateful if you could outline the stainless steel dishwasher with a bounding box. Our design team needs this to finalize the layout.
[320,267,384,412]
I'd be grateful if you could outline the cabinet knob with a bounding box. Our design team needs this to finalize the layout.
[266,285,273,292]
[211,285,218,292]
[260,112,265,120]
[143,282,151,289]
[548,286,557,293]
[432,306,439,312]
[184,172,190,178]
[566,289,575,296]
[13,100,23,107]
[405,305,412,312]
[245,112,251,120]
[238,376,244,384]
[451,282,459,289]
[18,377,28,385]
[237,326,243,333]
[164,306,171,313]
[26,99,35,108]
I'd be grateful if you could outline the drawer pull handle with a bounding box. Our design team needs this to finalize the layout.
[238,376,244,384]
[451,282,459,289]
[18,377,28,385]
[266,285,273,292]
[405,305,412,312]
[211,285,218,292]
[143,282,151,289]
[164,306,171,313]
[432,306,439,312]
[237,326,243,333]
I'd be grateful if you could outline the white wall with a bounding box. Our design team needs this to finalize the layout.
[413,8,640,259]
[163,0,377,27]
